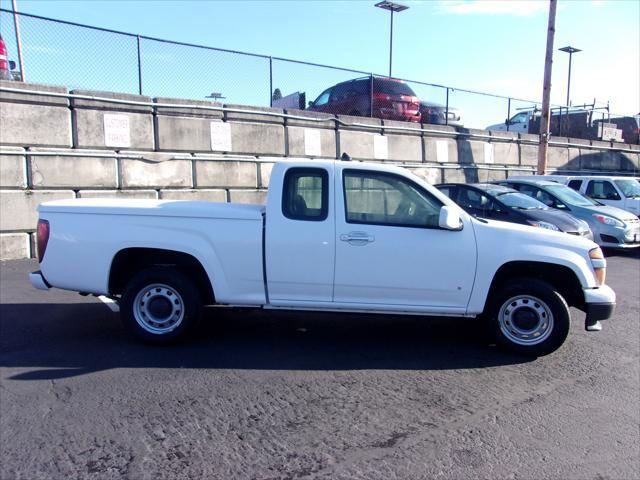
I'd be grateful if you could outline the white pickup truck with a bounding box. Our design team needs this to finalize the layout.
[30,159,615,356]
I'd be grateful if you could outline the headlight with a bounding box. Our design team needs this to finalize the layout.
[530,221,560,231]
[592,214,624,227]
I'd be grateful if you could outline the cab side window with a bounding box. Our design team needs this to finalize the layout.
[586,180,621,200]
[509,112,529,124]
[343,170,442,228]
[282,168,328,221]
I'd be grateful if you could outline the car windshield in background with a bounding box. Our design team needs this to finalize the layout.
[614,179,640,198]
[497,192,547,210]
[547,184,599,206]
[374,79,415,96]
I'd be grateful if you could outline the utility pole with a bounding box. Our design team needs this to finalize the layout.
[537,0,557,175]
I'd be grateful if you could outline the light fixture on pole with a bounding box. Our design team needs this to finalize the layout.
[205,92,226,102]
[374,1,409,78]
[558,46,581,107]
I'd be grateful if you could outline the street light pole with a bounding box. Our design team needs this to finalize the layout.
[375,1,409,78]
[389,10,393,77]
[559,46,581,107]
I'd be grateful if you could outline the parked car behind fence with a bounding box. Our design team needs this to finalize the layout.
[307,76,421,123]
[420,101,463,127]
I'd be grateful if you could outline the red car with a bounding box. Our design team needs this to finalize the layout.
[307,76,421,123]
[0,34,16,81]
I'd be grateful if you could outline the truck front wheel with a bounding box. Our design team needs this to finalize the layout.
[488,278,570,356]
[120,267,202,344]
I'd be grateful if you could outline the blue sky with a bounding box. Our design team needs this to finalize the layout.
[1,0,638,128]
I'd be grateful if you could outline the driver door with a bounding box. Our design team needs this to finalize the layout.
[333,167,477,311]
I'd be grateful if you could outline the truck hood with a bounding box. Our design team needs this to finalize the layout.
[38,198,265,221]
[473,216,597,254]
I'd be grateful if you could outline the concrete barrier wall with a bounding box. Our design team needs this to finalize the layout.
[1,80,639,260]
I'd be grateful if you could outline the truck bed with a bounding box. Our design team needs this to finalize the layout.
[40,198,266,221]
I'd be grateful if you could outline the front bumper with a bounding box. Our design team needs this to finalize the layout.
[29,270,50,290]
[583,284,616,331]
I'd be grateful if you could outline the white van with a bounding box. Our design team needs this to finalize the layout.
[509,175,640,216]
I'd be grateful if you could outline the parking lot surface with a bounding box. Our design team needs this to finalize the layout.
[1,251,639,480]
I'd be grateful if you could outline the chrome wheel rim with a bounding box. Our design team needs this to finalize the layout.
[498,295,554,346]
[133,283,184,334]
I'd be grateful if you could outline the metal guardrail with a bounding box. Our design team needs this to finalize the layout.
[2,85,639,155]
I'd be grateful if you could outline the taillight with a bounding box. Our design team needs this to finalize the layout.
[373,92,392,102]
[37,219,50,262]
[0,36,8,71]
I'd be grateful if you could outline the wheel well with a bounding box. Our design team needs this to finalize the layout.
[109,248,215,303]
[488,261,584,308]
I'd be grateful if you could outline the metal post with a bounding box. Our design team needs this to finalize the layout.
[136,35,142,95]
[445,88,449,126]
[369,73,374,117]
[12,0,26,81]
[506,98,511,132]
[389,10,393,77]
[537,0,557,175]
[566,51,572,107]
[269,57,273,107]
[558,106,563,136]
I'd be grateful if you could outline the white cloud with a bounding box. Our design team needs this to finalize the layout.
[438,0,548,16]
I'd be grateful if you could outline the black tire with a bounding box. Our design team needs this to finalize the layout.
[487,278,570,357]
[120,267,202,345]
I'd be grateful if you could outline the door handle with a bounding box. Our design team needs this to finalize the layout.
[340,232,375,245]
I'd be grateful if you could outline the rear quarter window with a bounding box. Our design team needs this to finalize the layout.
[282,168,329,221]
[567,179,583,191]
[373,79,416,96]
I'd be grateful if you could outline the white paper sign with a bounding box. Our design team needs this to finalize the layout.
[210,121,232,152]
[304,129,321,156]
[103,114,131,147]
[373,135,388,160]
[484,143,494,164]
[436,140,449,163]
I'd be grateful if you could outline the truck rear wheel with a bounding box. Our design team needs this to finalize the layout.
[120,267,202,344]
[488,278,570,356]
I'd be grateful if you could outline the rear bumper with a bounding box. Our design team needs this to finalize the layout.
[29,271,50,290]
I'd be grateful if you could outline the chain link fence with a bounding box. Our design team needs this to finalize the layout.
[1,8,635,138]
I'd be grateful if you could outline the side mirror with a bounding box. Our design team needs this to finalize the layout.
[505,118,510,125]
[9,60,16,70]
[439,205,463,231]
[308,101,315,107]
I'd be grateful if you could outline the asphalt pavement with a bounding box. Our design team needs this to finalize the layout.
[1,250,638,480]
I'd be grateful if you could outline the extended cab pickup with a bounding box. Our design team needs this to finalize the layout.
[30,160,616,356]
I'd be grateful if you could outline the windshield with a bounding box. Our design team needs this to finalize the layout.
[614,179,640,198]
[497,192,548,210]
[547,184,598,206]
